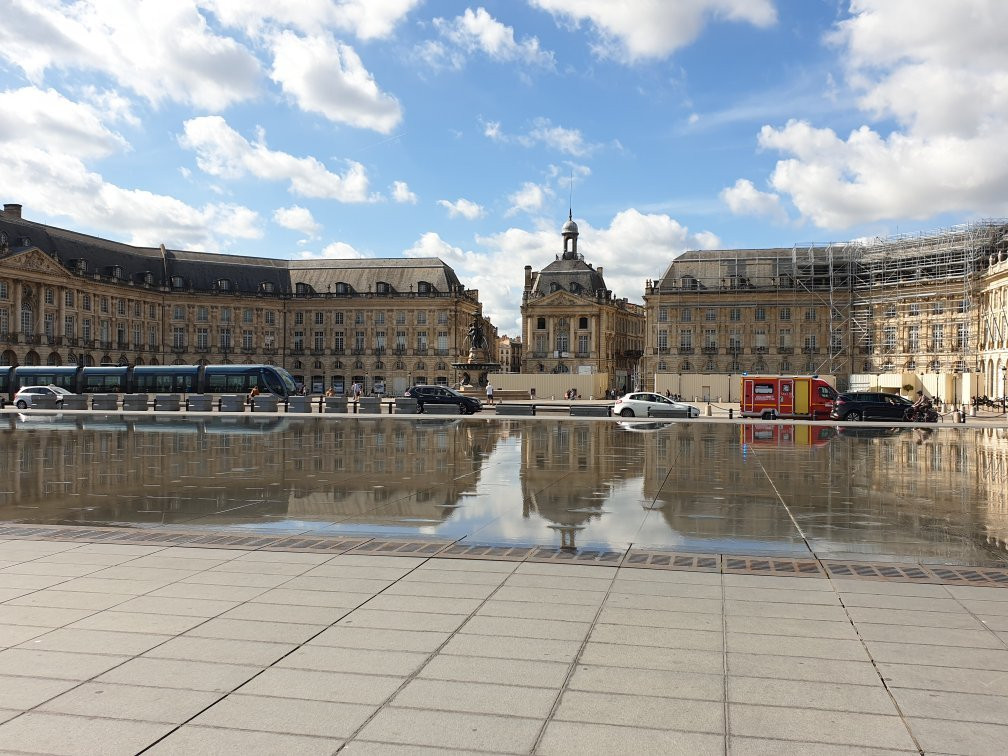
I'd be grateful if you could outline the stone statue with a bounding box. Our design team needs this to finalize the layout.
[467,315,487,350]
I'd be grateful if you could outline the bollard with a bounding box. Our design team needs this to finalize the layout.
[729,408,733,419]
[706,403,712,417]
[953,409,961,423]
[970,404,977,417]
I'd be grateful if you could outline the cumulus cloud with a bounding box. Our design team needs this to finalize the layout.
[269,31,402,133]
[199,0,420,41]
[427,7,554,69]
[273,205,320,236]
[299,240,367,259]
[391,181,418,204]
[437,198,484,220]
[0,87,128,159]
[179,116,376,201]
[0,0,260,109]
[530,0,776,63]
[506,182,551,216]
[484,117,597,157]
[720,178,786,222]
[736,0,1008,229]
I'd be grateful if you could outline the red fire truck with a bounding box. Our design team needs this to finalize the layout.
[740,375,838,420]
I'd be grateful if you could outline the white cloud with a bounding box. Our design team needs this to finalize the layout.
[720,178,786,222]
[737,0,1008,229]
[392,181,418,204]
[299,240,367,259]
[483,117,597,157]
[506,182,551,216]
[430,7,554,68]
[437,198,484,220]
[0,87,128,159]
[199,0,420,41]
[273,205,320,236]
[0,0,261,109]
[530,0,776,63]
[179,116,376,202]
[269,31,402,134]
[0,143,261,249]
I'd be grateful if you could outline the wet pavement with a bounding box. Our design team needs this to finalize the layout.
[1,413,1006,567]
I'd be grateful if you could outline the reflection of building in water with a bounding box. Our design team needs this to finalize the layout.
[519,422,646,549]
[0,418,502,527]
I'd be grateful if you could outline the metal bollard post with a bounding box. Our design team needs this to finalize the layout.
[706,403,712,417]
[728,408,733,419]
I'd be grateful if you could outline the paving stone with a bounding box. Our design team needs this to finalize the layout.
[729,703,917,749]
[728,736,918,755]
[617,567,723,585]
[0,623,51,649]
[608,579,722,599]
[460,615,590,641]
[725,616,859,639]
[724,587,841,605]
[237,668,404,705]
[336,608,467,632]
[18,628,172,656]
[401,568,510,585]
[838,594,965,613]
[567,664,724,701]
[537,721,723,755]
[423,558,517,573]
[0,648,129,680]
[596,606,722,631]
[324,554,425,568]
[831,579,951,597]
[185,617,324,644]
[221,602,351,626]
[0,711,174,755]
[304,565,416,581]
[0,605,95,628]
[341,741,492,755]
[248,588,374,609]
[67,611,206,635]
[5,589,133,611]
[878,661,1008,696]
[356,707,542,752]
[383,580,497,600]
[234,551,333,565]
[181,570,292,588]
[503,573,613,592]
[906,716,1008,754]
[278,645,429,677]
[0,561,103,577]
[37,551,142,565]
[721,574,831,591]
[864,641,1008,671]
[278,576,393,595]
[591,623,723,651]
[0,675,80,710]
[39,681,221,723]
[363,594,484,615]
[727,653,880,685]
[86,565,202,583]
[192,693,374,738]
[144,636,294,666]
[49,576,172,595]
[729,677,897,714]
[855,622,1005,648]
[106,595,239,617]
[439,633,581,663]
[127,556,232,571]
[212,560,315,576]
[0,588,31,602]
[491,585,608,606]
[309,626,449,652]
[476,600,600,623]
[579,642,723,675]
[392,678,557,718]
[727,633,869,661]
[147,582,270,602]
[605,593,722,615]
[419,653,571,688]
[145,724,342,755]
[724,600,849,621]
[891,688,1008,725]
[555,689,724,732]
[96,657,261,693]
[957,599,1008,617]
[846,605,986,629]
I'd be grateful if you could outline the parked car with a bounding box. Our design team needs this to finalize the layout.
[612,392,700,418]
[829,392,913,421]
[403,384,482,414]
[13,385,75,409]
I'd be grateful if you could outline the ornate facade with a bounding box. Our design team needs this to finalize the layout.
[520,214,644,390]
[643,221,1008,397]
[0,204,487,394]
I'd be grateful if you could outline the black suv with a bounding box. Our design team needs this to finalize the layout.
[404,385,482,414]
[830,392,913,421]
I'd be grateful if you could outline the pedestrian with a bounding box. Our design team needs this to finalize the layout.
[485,381,494,405]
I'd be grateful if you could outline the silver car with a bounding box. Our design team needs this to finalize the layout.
[13,385,74,409]
[612,392,700,418]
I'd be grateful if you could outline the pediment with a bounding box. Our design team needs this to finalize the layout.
[0,248,72,281]
[540,291,584,307]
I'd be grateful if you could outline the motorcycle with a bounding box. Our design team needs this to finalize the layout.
[903,405,939,423]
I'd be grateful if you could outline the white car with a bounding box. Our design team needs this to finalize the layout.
[612,392,700,418]
[13,385,74,409]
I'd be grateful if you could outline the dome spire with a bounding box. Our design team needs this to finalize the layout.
[561,210,579,260]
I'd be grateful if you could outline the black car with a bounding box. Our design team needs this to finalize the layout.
[830,392,913,421]
[403,385,482,414]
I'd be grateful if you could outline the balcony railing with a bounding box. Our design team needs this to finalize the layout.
[802,346,819,354]
[778,346,794,354]
[754,346,768,354]
[677,346,694,354]
[415,348,429,355]
[171,345,186,353]
[702,345,718,354]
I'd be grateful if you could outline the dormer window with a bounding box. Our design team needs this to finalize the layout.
[335,282,349,295]
[142,271,154,285]
[259,281,274,294]
[418,281,431,294]
[681,275,698,290]
[170,276,184,289]
[110,265,123,280]
[76,259,87,274]
[570,283,580,293]
[295,282,312,295]
[376,281,391,294]
[550,282,560,293]
[217,278,231,291]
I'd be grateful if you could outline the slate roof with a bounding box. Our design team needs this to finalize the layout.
[529,256,608,298]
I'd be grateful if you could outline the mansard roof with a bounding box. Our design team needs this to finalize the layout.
[530,256,608,298]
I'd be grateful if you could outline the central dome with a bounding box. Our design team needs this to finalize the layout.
[562,218,578,235]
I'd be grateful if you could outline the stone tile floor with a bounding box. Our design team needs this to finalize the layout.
[0,538,1006,754]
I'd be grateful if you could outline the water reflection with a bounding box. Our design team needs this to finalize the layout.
[0,414,1006,565]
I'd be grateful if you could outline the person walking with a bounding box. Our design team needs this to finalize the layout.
[485,381,494,405]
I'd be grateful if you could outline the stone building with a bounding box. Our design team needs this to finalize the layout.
[520,213,645,390]
[0,204,486,394]
[643,221,1008,399]
[496,335,522,373]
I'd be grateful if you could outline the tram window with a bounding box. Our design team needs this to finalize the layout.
[83,374,123,393]
[261,370,284,395]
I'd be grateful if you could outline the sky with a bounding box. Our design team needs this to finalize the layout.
[2,0,1007,336]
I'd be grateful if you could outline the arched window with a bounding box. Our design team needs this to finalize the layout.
[20,301,32,336]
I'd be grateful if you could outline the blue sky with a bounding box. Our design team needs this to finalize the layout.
[2,1,1006,334]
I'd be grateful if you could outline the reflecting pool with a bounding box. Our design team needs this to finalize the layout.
[1,414,1006,566]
